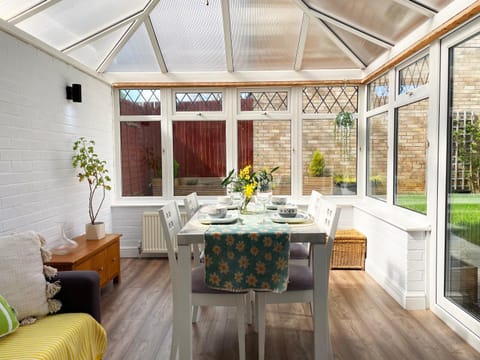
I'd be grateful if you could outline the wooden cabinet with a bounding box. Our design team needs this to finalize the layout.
[46,233,122,288]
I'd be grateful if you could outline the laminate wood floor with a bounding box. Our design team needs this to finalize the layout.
[100,258,479,360]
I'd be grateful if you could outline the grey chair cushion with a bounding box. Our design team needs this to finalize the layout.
[286,264,313,291]
[289,243,309,260]
[191,265,248,294]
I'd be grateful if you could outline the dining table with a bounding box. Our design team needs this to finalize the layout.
[175,205,332,360]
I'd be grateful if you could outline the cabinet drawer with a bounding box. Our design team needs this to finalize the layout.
[106,242,120,280]
[74,250,107,285]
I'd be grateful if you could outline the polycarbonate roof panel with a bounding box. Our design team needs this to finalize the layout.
[305,0,427,43]
[67,24,130,70]
[15,0,149,50]
[230,0,303,71]
[328,23,386,66]
[0,0,43,20]
[421,0,454,9]
[107,23,160,72]
[149,0,226,72]
[302,19,357,69]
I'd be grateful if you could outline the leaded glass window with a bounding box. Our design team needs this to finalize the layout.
[302,86,358,114]
[399,55,429,95]
[367,73,389,110]
[240,91,288,112]
[119,89,161,116]
[175,92,223,112]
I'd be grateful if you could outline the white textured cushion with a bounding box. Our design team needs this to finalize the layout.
[0,231,50,321]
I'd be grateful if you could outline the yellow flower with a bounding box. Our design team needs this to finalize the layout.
[271,273,280,283]
[256,261,266,275]
[234,272,243,283]
[213,245,222,255]
[219,260,229,274]
[224,281,234,290]
[247,274,257,286]
[244,183,256,198]
[276,257,287,271]
[238,256,249,269]
[209,273,221,286]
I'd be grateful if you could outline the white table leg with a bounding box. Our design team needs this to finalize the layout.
[312,243,331,360]
[178,244,193,360]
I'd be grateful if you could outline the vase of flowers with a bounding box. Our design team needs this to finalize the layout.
[222,165,279,214]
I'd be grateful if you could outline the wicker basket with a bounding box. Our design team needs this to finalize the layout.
[331,229,367,270]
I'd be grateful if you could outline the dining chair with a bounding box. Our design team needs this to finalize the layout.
[183,192,203,265]
[289,190,324,266]
[255,199,341,360]
[159,201,248,360]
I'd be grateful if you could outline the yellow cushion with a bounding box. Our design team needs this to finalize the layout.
[0,313,107,360]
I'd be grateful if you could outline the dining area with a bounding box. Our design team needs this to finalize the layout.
[159,182,340,360]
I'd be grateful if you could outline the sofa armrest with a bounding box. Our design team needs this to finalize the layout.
[51,270,102,323]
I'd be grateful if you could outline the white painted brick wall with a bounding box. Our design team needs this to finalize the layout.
[0,30,114,246]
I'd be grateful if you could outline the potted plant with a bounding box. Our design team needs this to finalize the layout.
[334,174,357,195]
[304,150,333,194]
[72,137,111,240]
[334,111,355,160]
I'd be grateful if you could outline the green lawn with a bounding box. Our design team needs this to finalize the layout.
[397,193,480,246]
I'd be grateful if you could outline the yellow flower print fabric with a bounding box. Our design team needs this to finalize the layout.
[204,222,290,293]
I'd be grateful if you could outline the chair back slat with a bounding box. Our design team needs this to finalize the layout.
[307,190,324,223]
[319,200,341,254]
[159,202,183,281]
[184,192,200,221]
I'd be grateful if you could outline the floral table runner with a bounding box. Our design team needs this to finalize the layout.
[204,219,290,293]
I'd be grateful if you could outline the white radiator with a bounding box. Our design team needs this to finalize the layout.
[141,211,186,255]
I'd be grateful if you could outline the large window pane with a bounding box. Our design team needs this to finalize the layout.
[395,99,429,213]
[173,121,226,196]
[367,113,388,200]
[238,120,291,195]
[446,32,480,320]
[120,121,162,196]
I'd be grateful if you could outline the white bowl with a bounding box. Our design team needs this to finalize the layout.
[207,205,228,218]
[217,196,233,205]
[278,205,297,218]
[271,196,288,205]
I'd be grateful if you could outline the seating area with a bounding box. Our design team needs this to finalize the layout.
[1,1,480,359]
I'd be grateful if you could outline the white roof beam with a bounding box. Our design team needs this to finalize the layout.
[8,0,61,24]
[294,14,309,71]
[145,16,167,73]
[318,19,366,69]
[97,0,162,73]
[391,0,437,17]
[221,0,234,72]
[62,11,143,53]
[294,0,393,49]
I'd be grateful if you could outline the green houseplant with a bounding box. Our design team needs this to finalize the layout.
[72,137,111,240]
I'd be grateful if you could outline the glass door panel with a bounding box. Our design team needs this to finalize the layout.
[445,32,480,321]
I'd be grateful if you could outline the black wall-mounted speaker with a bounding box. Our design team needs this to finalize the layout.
[66,83,82,103]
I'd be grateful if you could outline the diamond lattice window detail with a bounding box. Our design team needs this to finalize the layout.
[119,89,161,116]
[175,92,223,112]
[367,74,389,111]
[240,91,288,112]
[302,86,358,114]
[399,55,429,95]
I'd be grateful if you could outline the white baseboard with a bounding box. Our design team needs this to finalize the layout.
[365,261,426,310]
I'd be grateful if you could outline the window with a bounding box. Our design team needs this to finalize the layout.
[302,86,358,195]
[399,55,429,95]
[240,91,288,112]
[394,99,429,213]
[173,120,226,196]
[119,89,161,115]
[120,121,162,196]
[238,120,291,195]
[175,91,223,112]
[367,113,388,200]
[367,73,389,111]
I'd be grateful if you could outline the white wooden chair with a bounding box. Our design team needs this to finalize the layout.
[183,192,200,221]
[159,201,248,360]
[289,190,324,266]
[255,199,341,360]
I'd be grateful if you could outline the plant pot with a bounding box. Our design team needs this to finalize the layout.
[85,222,106,240]
[151,177,162,196]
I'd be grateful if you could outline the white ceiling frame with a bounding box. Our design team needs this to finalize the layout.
[317,19,366,69]
[293,0,394,49]
[221,0,234,72]
[97,0,162,73]
[391,0,438,17]
[145,16,167,73]
[294,14,310,71]
[62,11,144,53]
[8,0,61,25]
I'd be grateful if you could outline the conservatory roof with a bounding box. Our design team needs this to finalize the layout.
[0,0,478,84]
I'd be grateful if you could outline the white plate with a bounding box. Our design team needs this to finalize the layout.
[270,211,312,224]
[198,213,238,224]
[266,204,278,210]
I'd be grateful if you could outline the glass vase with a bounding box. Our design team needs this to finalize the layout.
[240,196,251,215]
